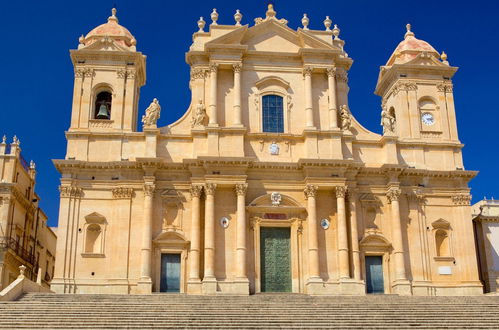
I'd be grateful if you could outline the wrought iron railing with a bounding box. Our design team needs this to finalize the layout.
[0,236,35,265]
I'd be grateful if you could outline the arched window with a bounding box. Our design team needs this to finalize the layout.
[262,95,284,133]
[85,224,102,253]
[94,91,112,119]
[435,229,449,257]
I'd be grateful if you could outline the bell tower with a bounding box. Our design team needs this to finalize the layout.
[375,24,459,143]
[68,8,146,133]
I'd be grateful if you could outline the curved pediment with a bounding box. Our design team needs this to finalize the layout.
[249,192,301,208]
[153,230,189,247]
[255,76,290,91]
[360,229,391,250]
[432,218,451,230]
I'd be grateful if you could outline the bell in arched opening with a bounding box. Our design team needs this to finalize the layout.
[95,91,112,119]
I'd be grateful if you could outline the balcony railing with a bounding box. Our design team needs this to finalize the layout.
[0,236,35,265]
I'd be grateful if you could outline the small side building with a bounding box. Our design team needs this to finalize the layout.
[0,135,57,289]
[472,199,499,293]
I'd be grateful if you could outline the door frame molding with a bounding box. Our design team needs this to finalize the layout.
[153,230,190,293]
[251,217,304,293]
[359,229,392,294]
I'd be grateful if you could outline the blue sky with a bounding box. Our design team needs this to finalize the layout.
[1,1,498,227]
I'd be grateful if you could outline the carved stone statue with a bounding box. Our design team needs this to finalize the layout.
[191,99,207,128]
[340,105,351,131]
[381,106,396,134]
[142,98,161,128]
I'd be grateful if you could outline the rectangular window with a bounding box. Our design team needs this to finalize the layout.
[262,95,284,133]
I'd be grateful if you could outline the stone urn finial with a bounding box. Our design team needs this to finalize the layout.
[323,16,332,31]
[441,51,449,65]
[234,9,242,26]
[332,24,341,40]
[301,14,309,30]
[211,9,218,25]
[197,17,206,32]
[405,23,415,38]
[19,265,26,278]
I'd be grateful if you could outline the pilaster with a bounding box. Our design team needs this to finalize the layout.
[203,183,217,294]
[187,184,203,294]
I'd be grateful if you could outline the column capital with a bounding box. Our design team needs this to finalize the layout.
[59,185,83,198]
[386,187,402,203]
[304,184,318,199]
[232,63,242,73]
[209,63,219,73]
[143,183,156,197]
[302,66,314,77]
[190,184,204,198]
[205,183,217,195]
[190,68,207,80]
[235,183,248,196]
[326,66,337,77]
[112,187,134,199]
[451,194,472,206]
[335,186,347,198]
[335,70,348,83]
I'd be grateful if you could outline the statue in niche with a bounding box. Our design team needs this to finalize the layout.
[381,106,396,134]
[340,105,351,131]
[142,98,161,127]
[191,99,207,128]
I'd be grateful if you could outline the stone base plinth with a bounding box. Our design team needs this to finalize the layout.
[305,277,325,295]
[187,279,203,294]
[202,277,217,295]
[231,279,250,295]
[339,278,365,295]
[136,279,152,294]
[391,280,412,296]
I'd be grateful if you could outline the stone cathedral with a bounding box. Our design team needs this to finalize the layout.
[52,5,482,296]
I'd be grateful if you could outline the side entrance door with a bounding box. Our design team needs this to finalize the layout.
[160,253,180,293]
[260,227,291,292]
[365,256,384,294]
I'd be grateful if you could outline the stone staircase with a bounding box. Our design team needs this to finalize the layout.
[0,293,498,328]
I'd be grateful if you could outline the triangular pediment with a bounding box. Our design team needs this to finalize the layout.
[205,25,248,46]
[242,20,302,52]
[206,20,336,53]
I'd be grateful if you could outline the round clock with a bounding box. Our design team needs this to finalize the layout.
[421,112,435,126]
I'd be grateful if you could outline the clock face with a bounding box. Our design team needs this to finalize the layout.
[421,112,435,126]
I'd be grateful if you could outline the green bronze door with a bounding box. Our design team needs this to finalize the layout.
[260,227,291,292]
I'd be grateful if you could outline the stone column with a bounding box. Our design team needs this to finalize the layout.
[336,186,350,279]
[140,180,155,282]
[233,63,243,127]
[348,190,361,280]
[235,184,248,280]
[304,184,320,279]
[208,64,218,126]
[188,184,203,284]
[303,66,315,128]
[203,183,217,282]
[326,67,338,129]
[387,187,407,281]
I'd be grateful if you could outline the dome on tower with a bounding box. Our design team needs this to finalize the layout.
[78,8,137,51]
[386,24,439,66]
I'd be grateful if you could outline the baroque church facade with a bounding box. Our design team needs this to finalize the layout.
[52,6,482,295]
